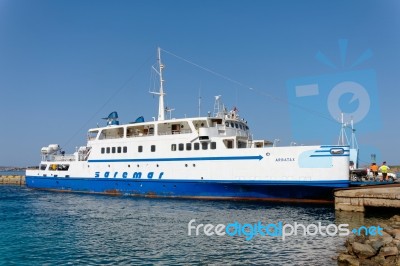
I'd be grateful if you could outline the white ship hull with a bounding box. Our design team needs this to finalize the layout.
[26,144,349,202]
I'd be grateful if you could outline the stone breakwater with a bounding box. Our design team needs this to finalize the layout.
[0,175,26,185]
[335,186,400,212]
[338,215,400,266]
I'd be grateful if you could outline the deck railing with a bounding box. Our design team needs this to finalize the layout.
[42,154,76,162]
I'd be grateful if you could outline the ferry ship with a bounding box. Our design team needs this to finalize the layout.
[26,48,350,202]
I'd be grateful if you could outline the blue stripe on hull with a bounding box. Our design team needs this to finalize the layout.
[87,155,263,163]
[25,176,349,202]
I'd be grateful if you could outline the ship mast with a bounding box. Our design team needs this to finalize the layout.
[150,48,166,120]
[338,113,348,146]
[157,47,165,121]
[149,47,167,121]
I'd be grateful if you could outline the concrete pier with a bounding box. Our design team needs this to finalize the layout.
[0,175,26,186]
[335,184,400,212]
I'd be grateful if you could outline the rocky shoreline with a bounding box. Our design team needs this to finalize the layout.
[338,215,400,266]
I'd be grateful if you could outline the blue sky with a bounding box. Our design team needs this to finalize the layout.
[0,0,399,167]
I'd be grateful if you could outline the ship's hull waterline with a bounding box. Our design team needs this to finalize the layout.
[26,176,349,202]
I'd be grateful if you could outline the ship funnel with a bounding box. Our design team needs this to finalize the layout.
[103,111,119,126]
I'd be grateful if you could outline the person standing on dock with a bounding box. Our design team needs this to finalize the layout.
[378,161,390,181]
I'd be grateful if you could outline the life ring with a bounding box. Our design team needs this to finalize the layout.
[51,164,57,170]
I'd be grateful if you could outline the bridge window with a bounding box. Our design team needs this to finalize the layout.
[88,130,99,140]
[172,124,180,134]
[40,164,47,170]
[123,146,127,153]
[138,146,143,153]
[117,147,122,153]
[58,164,69,171]
[111,147,116,153]
[211,142,216,149]
[151,145,156,152]
[178,143,184,151]
[101,147,105,154]
[255,142,263,148]
[194,143,200,150]
[224,139,234,149]
[186,143,192,151]
[106,147,110,154]
[99,128,124,140]
[202,142,208,150]
[238,141,246,148]
[48,164,69,171]
[171,144,176,151]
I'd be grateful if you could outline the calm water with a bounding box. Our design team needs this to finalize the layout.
[0,186,395,265]
[0,170,26,176]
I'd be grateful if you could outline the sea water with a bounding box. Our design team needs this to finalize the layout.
[0,186,394,265]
